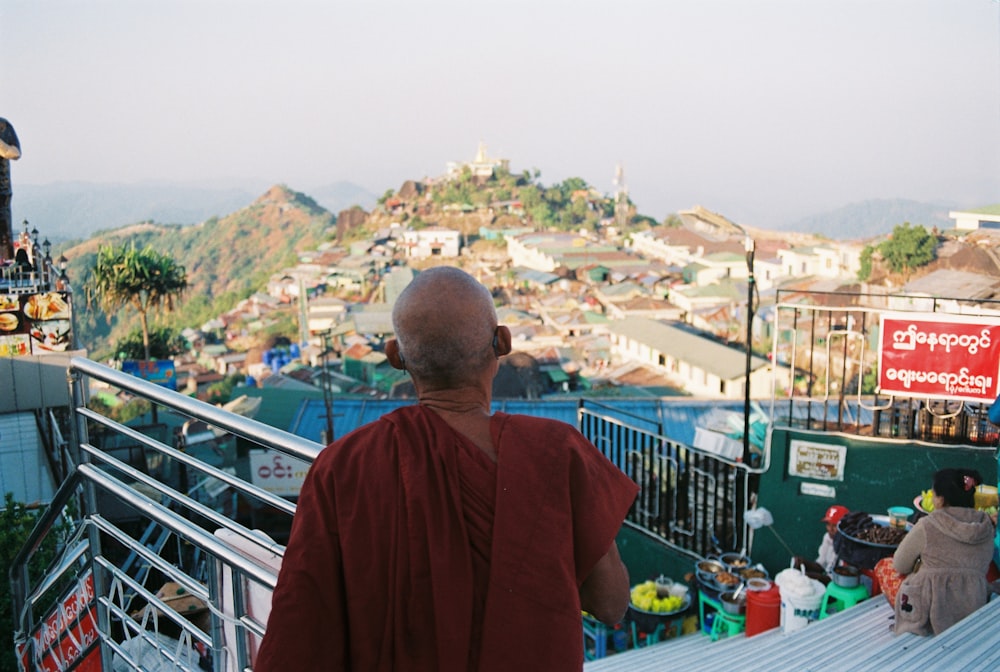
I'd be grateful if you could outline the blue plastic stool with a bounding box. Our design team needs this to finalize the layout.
[818,582,869,619]
[582,613,608,660]
[630,621,664,647]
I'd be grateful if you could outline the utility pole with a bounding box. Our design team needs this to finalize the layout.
[320,330,335,445]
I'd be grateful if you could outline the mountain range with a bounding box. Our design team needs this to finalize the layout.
[780,198,958,241]
[32,173,980,359]
[11,180,378,243]
[63,185,336,358]
[11,180,960,243]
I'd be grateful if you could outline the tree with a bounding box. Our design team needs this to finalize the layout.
[205,373,247,405]
[0,494,73,672]
[857,245,875,281]
[877,222,936,277]
[91,242,188,363]
[114,325,187,361]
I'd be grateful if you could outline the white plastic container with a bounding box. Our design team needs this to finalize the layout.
[780,586,825,633]
[774,567,826,634]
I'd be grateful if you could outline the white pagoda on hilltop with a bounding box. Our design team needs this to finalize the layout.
[445,141,510,180]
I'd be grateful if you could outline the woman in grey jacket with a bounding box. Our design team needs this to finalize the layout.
[888,468,995,636]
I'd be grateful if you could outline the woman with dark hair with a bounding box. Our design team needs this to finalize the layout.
[874,468,995,635]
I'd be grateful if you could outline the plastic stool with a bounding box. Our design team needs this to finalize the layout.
[630,621,665,647]
[699,591,745,641]
[818,582,869,619]
[582,613,607,660]
[709,610,745,641]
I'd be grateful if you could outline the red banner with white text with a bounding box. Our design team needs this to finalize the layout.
[16,570,102,672]
[877,312,1000,403]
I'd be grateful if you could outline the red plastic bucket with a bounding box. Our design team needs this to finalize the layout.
[745,582,781,637]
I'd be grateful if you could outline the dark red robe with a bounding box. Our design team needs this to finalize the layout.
[256,406,637,671]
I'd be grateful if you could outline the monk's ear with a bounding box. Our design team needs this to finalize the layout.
[385,339,406,370]
[493,325,512,358]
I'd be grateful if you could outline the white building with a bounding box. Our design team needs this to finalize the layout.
[445,141,510,179]
[607,317,780,399]
[400,227,461,259]
[777,243,861,280]
[950,206,1000,231]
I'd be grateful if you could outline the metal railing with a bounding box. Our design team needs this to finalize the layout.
[11,357,752,670]
[770,290,1000,447]
[11,356,321,672]
[579,403,752,559]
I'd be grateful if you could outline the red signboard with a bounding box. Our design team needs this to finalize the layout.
[17,571,102,672]
[878,312,1000,402]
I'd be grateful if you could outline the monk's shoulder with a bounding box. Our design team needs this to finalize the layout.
[499,413,589,450]
[313,414,400,472]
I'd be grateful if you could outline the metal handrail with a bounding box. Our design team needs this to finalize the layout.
[78,407,298,517]
[579,406,753,558]
[10,357,325,671]
[80,463,279,589]
[14,355,758,670]
[70,355,322,463]
[8,468,83,632]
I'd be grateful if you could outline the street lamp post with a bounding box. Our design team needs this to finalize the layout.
[56,254,77,352]
[320,330,335,445]
[681,215,758,463]
[742,235,756,464]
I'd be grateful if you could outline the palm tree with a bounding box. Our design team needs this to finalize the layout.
[91,242,188,363]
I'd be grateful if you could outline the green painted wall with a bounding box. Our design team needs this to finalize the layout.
[749,428,998,575]
[616,525,700,587]
[618,429,998,586]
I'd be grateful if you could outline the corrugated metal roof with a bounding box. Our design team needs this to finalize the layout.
[900,269,1000,299]
[584,594,1000,672]
[607,317,770,381]
[240,392,870,452]
[283,397,768,449]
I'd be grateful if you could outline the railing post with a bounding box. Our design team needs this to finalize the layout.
[70,362,113,670]
[67,366,87,469]
[206,556,244,672]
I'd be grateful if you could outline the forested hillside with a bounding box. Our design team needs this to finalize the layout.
[66,185,335,357]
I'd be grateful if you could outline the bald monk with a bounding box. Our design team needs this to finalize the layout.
[257,266,638,671]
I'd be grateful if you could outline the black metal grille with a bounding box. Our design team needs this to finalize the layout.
[578,403,750,558]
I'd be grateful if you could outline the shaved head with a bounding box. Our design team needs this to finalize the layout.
[392,267,498,389]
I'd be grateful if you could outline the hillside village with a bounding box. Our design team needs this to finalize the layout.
[88,146,1000,426]
[10,146,1000,672]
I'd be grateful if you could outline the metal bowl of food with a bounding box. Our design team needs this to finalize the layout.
[696,558,726,586]
[720,552,752,572]
[745,577,772,592]
[737,564,769,582]
[719,590,747,615]
[831,565,861,588]
[711,570,743,593]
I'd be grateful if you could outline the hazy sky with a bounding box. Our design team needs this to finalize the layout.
[4,0,1000,228]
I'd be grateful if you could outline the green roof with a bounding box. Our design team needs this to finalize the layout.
[583,311,610,324]
[967,204,1000,216]
[546,369,570,383]
[240,386,324,431]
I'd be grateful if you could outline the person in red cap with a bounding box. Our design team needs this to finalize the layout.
[817,505,850,571]
[793,504,849,582]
